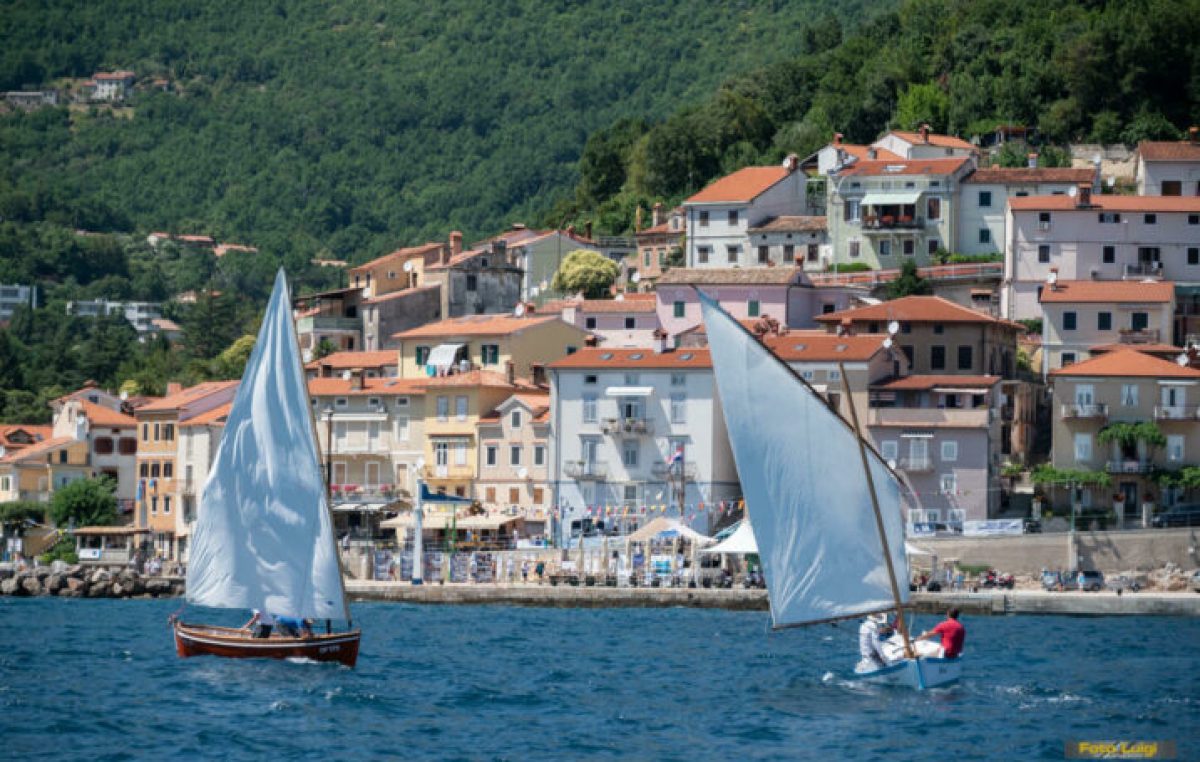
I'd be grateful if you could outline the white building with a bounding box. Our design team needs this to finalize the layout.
[956,166,1095,256]
[548,346,739,544]
[684,160,806,268]
[0,283,37,320]
[873,127,979,161]
[51,394,139,506]
[90,71,135,101]
[1135,137,1200,196]
[746,216,830,271]
[1002,190,1200,320]
[175,402,230,563]
[67,299,164,339]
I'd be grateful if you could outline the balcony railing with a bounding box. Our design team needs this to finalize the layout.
[1154,405,1200,421]
[1118,328,1160,344]
[861,215,926,230]
[868,407,990,427]
[1123,262,1163,279]
[563,461,608,480]
[600,417,654,436]
[651,461,698,480]
[421,464,475,481]
[1106,460,1152,474]
[1060,403,1108,419]
[329,484,406,502]
[897,457,933,473]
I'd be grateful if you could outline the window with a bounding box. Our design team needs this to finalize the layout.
[1074,433,1093,461]
[485,445,497,466]
[849,241,861,258]
[748,300,760,317]
[510,410,522,429]
[1098,212,1121,223]
[455,396,468,421]
[784,244,795,262]
[941,440,958,462]
[1162,181,1182,196]
[933,323,944,335]
[118,438,136,455]
[1102,245,1115,264]
[153,423,160,441]
[151,462,161,478]
[624,317,635,330]
[880,441,898,462]
[623,484,638,503]
[335,397,348,408]
[902,239,915,256]
[534,445,545,466]
[673,301,685,318]
[643,251,651,267]
[585,317,597,330]
[436,396,449,421]
[94,437,114,455]
[1143,213,1157,225]
[728,210,739,226]
[1038,245,1051,263]
[845,199,861,222]
[1062,352,1076,366]
[434,441,449,466]
[163,424,174,442]
[466,274,477,292]
[666,373,685,390]
[1189,248,1199,265]
[485,487,496,503]
[1131,312,1148,331]
[927,197,941,220]
[698,211,709,227]
[163,462,173,478]
[1063,312,1077,331]
[623,373,639,385]
[978,229,991,244]
[455,442,467,466]
[957,345,973,370]
[142,423,149,441]
[163,496,171,515]
[928,239,939,256]
[394,416,409,441]
[582,394,598,423]
[139,462,149,478]
[931,346,946,370]
[510,445,521,466]
[622,440,638,467]
[940,474,957,495]
[1038,212,1051,229]
[481,344,500,365]
[151,497,158,515]
[533,487,544,504]
[509,487,520,505]
[1167,435,1184,462]
[670,393,686,424]
[1120,384,1138,407]
[1190,214,1199,225]
[726,245,739,264]
[415,346,430,366]
[757,245,769,264]
[901,345,914,364]
[697,246,710,264]
[1097,312,1112,331]
[978,191,992,207]
[584,374,597,385]
[879,240,891,257]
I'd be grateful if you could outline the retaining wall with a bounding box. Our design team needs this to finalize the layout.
[915,528,1200,574]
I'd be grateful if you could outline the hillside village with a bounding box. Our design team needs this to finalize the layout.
[2,127,1199,572]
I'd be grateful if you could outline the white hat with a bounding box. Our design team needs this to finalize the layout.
[868,613,890,624]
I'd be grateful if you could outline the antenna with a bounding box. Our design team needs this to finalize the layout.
[403,260,414,272]
[514,303,526,317]
[1067,186,1078,198]
[887,320,900,336]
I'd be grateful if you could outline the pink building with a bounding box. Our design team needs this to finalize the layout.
[546,294,660,348]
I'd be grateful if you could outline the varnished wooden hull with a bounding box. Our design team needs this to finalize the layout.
[173,622,360,667]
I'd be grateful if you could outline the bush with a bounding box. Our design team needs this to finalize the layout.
[37,535,77,565]
[827,262,872,273]
[946,253,1002,264]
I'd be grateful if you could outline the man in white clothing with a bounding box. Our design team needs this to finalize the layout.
[856,613,895,672]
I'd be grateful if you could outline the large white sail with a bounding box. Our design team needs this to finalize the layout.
[186,269,348,621]
[700,292,908,628]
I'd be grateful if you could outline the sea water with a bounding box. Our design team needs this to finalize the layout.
[0,598,1196,760]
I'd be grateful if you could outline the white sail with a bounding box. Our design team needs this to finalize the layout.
[700,292,908,628]
[186,269,348,621]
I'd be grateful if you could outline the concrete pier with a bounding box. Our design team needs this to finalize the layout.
[346,580,1200,616]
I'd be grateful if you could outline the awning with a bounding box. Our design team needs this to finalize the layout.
[426,343,464,369]
[332,502,389,513]
[900,431,935,439]
[932,388,990,395]
[627,517,714,544]
[381,513,520,531]
[859,191,922,207]
[605,386,653,397]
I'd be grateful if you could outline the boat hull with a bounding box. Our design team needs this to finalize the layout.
[855,656,961,690]
[173,622,360,667]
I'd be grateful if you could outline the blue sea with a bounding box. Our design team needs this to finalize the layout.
[0,598,1196,761]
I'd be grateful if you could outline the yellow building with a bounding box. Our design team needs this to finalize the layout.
[392,313,589,380]
[0,436,91,504]
[348,242,443,298]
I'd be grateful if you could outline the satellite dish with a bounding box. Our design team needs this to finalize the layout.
[403,260,414,272]
[1067,186,1078,198]
[518,467,529,480]
[882,337,894,349]
[514,303,526,317]
[887,320,900,336]
[630,271,641,284]
[1178,354,1191,367]
[887,459,897,471]
[615,293,625,302]
[530,286,540,297]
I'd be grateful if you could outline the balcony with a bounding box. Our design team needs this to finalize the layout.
[329,484,407,503]
[861,215,925,231]
[1154,404,1200,421]
[651,461,698,480]
[421,464,475,481]
[1122,262,1163,279]
[1118,328,1160,344]
[1060,403,1108,419]
[869,407,990,427]
[897,457,933,473]
[308,315,361,332]
[564,461,608,480]
[600,417,654,436]
[1106,460,1152,474]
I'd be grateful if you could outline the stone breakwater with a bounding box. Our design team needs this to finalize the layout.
[0,565,183,599]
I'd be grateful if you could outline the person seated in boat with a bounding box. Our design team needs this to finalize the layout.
[242,609,275,638]
[857,613,896,671]
[915,607,965,659]
[275,615,314,639]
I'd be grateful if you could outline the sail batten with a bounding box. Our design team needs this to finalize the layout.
[699,292,908,628]
[186,270,348,621]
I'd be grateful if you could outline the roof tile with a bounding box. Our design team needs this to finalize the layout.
[685,166,792,204]
[1039,280,1175,304]
[1050,348,1200,379]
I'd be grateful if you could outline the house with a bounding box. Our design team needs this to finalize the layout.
[422,234,524,319]
[0,425,52,458]
[629,203,685,286]
[133,381,238,560]
[550,294,659,348]
[294,286,367,361]
[66,299,164,340]
[306,350,399,379]
[3,90,58,110]
[684,160,806,268]
[747,216,829,271]
[816,296,1022,377]
[1002,190,1200,320]
[1048,349,1200,517]
[349,243,441,299]
[868,375,1004,525]
[1135,133,1200,196]
[89,71,135,101]
[826,156,975,270]
[212,243,258,258]
[873,127,979,160]
[475,391,553,537]
[472,224,602,305]
[174,402,232,563]
[0,283,37,320]
[548,347,739,543]
[957,166,1096,256]
[392,313,589,380]
[0,436,91,505]
[50,396,138,507]
[1039,279,1176,376]
[804,135,903,178]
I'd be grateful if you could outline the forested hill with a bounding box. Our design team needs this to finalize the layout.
[559,0,1200,234]
[0,0,877,261]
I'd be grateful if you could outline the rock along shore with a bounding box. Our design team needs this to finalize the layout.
[0,564,184,599]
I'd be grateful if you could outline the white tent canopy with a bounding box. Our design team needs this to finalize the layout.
[627,517,713,544]
[904,542,934,556]
[701,520,758,554]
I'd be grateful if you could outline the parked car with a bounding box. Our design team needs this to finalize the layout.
[1023,518,1042,534]
[1060,570,1105,592]
[1041,570,1065,590]
[1191,570,1200,594]
[1106,575,1142,593]
[1151,503,1200,528]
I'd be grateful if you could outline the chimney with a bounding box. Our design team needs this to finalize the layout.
[440,242,451,266]
[783,153,799,171]
[584,334,600,348]
[504,360,515,385]
[531,363,547,387]
[652,328,669,354]
[1027,152,1038,169]
[1190,126,1199,144]
[1077,184,1092,207]
[1048,267,1059,291]
[867,147,878,160]
[833,132,843,147]
[166,382,182,396]
[919,124,930,144]
[449,231,463,256]
[652,202,665,227]
[492,238,507,262]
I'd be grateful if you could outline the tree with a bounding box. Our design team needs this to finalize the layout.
[886,259,931,299]
[209,335,256,379]
[893,82,949,133]
[49,477,118,528]
[551,249,619,299]
[0,500,46,534]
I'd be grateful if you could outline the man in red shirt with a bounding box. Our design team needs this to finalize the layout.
[916,608,965,658]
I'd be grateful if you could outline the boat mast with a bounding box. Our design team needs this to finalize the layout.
[838,363,915,659]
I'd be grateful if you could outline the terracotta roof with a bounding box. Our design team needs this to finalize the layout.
[308,377,427,397]
[549,347,712,370]
[0,425,52,450]
[418,370,531,389]
[1039,280,1175,304]
[93,71,135,80]
[965,167,1094,184]
[213,243,257,257]
[363,284,440,304]
[481,392,551,423]
[1138,140,1200,162]
[1009,195,1200,212]
[656,267,804,286]
[151,317,181,332]
[636,220,685,237]
[749,216,827,233]
[349,243,442,274]
[179,402,232,428]
[762,331,891,362]
[837,157,972,177]
[685,166,792,204]
[887,131,976,151]
[306,350,398,370]
[426,246,520,271]
[872,375,999,391]
[1050,348,1200,379]
[577,296,657,314]
[838,144,903,162]
[0,436,77,464]
[392,314,562,340]
[816,296,1015,327]
[136,381,238,413]
[79,401,136,427]
[1087,342,1183,355]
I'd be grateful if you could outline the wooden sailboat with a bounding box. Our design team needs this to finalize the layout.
[172,269,361,667]
[699,291,960,690]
